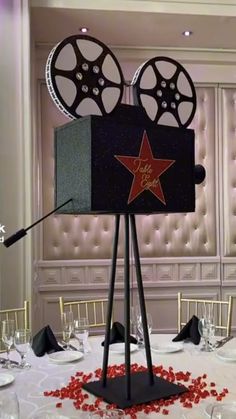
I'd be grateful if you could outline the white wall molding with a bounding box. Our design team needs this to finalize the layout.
[36,259,221,288]
[30,0,236,18]
[36,42,236,63]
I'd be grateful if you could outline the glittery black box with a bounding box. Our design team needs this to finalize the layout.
[54,105,195,214]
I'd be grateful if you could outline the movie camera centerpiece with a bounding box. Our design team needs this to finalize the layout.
[45,34,205,408]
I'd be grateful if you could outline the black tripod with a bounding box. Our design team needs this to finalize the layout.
[83,214,187,408]
[102,214,154,392]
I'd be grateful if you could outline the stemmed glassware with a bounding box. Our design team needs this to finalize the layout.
[198,304,215,352]
[130,305,141,336]
[73,317,89,352]
[14,329,32,369]
[1,319,15,368]
[136,312,153,346]
[61,311,74,350]
[198,317,212,351]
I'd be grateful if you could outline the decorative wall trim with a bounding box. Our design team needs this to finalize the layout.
[36,260,221,288]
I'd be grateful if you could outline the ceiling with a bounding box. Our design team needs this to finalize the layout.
[30,2,236,51]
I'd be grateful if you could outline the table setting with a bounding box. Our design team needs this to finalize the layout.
[0,310,236,418]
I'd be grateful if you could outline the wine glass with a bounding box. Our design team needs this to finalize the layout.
[0,389,19,418]
[61,311,74,349]
[205,304,216,348]
[130,305,140,336]
[198,304,215,352]
[198,317,215,351]
[136,312,153,346]
[198,317,212,351]
[1,319,15,368]
[14,329,32,369]
[73,317,89,352]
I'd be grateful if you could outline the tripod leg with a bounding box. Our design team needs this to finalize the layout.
[124,214,131,399]
[130,214,154,385]
[102,214,120,387]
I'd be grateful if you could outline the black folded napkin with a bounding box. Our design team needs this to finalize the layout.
[101,321,137,346]
[172,315,201,345]
[32,325,64,357]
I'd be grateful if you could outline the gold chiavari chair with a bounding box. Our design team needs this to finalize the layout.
[59,297,111,330]
[0,301,30,352]
[177,292,233,337]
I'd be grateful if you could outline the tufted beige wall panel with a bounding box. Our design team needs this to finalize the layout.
[136,86,216,257]
[222,87,236,257]
[41,83,125,260]
[40,84,216,260]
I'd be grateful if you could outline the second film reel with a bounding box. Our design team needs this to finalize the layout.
[132,56,197,128]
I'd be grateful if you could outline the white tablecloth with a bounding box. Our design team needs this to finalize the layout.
[1,334,236,418]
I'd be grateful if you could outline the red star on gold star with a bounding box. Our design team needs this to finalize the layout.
[115,131,175,204]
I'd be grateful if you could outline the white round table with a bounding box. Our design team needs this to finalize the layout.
[0,334,236,418]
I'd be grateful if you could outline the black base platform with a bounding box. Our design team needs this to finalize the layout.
[83,371,188,409]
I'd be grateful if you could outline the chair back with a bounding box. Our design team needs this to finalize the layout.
[0,301,30,352]
[177,292,233,337]
[59,297,110,331]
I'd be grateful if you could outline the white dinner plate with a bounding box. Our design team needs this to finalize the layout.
[109,343,138,354]
[0,373,15,387]
[205,402,236,417]
[48,351,83,364]
[151,343,183,354]
[216,348,236,362]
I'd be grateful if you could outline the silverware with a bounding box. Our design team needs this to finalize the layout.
[68,344,80,351]
[0,357,19,366]
[60,341,80,351]
[215,335,233,348]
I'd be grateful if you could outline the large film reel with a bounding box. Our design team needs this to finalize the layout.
[46,35,124,119]
[132,56,196,128]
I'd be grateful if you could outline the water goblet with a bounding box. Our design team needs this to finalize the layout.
[61,311,74,349]
[198,303,216,351]
[203,304,216,349]
[1,319,15,368]
[198,317,214,352]
[130,305,140,336]
[136,312,153,347]
[0,389,20,418]
[14,329,32,369]
[73,317,89,352]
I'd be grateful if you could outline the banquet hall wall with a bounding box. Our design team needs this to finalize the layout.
[32,45,236,337]
[1,2,236,338]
